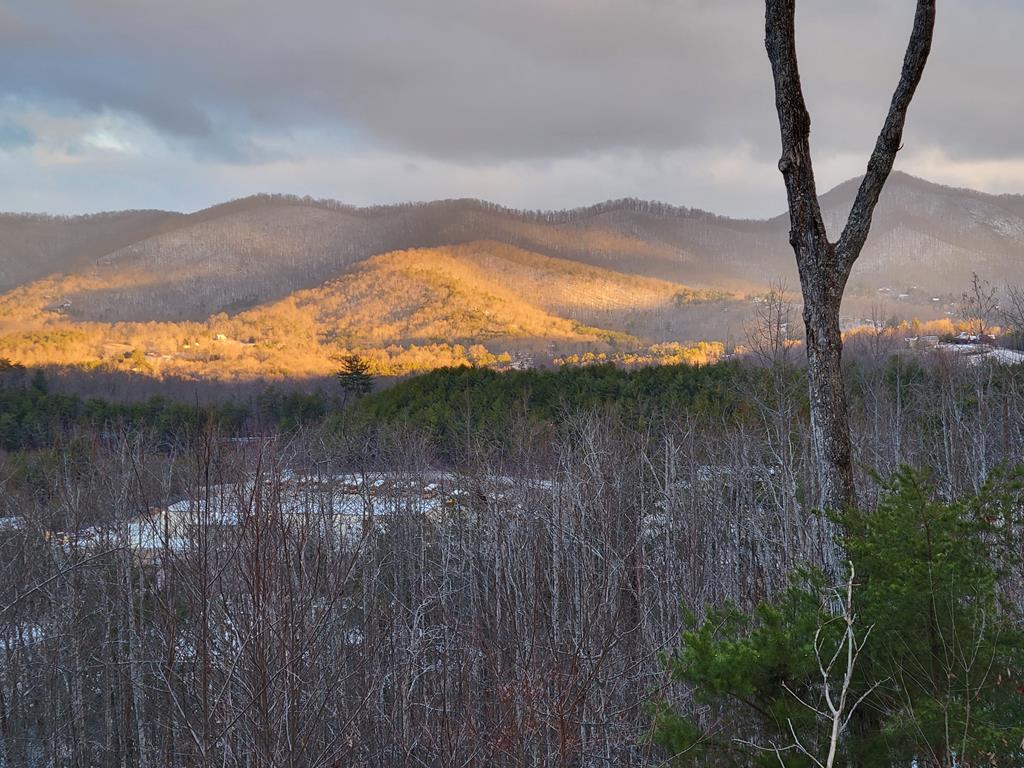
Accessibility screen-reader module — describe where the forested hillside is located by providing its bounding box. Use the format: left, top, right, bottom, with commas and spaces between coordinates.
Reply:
0, 241, 730, 378
1, 172, 1023, 379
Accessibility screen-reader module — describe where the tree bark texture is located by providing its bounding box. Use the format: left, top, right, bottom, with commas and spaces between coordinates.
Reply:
764, 0, 936, 511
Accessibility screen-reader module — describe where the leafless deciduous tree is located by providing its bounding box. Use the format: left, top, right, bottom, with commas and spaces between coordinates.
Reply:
1002, 283, 1024, 348
740, 563, 880, 768
960, 272, 999, 338
3, 350, 1024, 765
764, 0, 936, 512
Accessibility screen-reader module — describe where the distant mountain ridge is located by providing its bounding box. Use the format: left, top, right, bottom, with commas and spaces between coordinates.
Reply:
3, 172, 1021, 311
0, 172, 1020, 379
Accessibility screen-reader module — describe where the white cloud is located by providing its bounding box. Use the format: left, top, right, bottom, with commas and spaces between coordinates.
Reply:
901, 146, 1024, 195
82, 128, 138, 155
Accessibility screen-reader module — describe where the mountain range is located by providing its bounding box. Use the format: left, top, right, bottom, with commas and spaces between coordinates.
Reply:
0, 172, 1020, 380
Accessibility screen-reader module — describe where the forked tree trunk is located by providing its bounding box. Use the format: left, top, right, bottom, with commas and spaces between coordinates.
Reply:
764, 0, 936, 512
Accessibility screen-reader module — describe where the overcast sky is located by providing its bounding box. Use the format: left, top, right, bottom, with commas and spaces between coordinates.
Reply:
0, 0, 1020, 218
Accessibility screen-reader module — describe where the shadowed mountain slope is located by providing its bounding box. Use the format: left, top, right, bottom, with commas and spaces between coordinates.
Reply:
2, 172, 1020, 322
0, 172, 1020, 379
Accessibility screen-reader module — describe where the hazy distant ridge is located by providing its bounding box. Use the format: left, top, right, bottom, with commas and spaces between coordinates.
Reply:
3, 173, 1021, 321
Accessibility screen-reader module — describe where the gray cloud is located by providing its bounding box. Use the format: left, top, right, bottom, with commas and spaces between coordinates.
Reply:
0, 119, 32, 149
0, 0, 1021, 213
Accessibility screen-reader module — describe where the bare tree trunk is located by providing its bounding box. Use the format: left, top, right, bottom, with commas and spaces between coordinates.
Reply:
804, 293, 854, 515
764, 0, 936, 512
124, 549, 151, 768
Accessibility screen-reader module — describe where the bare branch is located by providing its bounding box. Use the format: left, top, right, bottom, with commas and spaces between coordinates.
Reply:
837, 0, 937, 267
764, 0, 830, 258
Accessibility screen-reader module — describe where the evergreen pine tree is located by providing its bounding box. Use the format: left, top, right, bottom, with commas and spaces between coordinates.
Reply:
652, 468, 1024, 767
335, 354, 373, 403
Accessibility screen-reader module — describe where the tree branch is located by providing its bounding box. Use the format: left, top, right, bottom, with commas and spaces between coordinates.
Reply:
765, 0, 830, 263
0, 546, 124, 618
836, 0, 936, 268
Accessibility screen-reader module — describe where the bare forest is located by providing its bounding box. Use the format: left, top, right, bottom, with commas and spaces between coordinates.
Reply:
2, 346, 1022, 767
